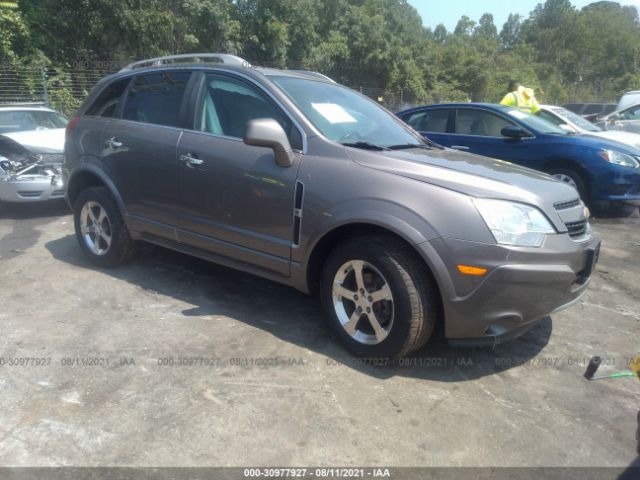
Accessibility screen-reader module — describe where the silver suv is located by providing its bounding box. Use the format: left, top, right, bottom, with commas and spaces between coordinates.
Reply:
64, 54, 600, 358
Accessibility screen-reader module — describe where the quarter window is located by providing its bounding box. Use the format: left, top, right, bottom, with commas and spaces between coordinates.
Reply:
86, 78, 130, 117
122, 72, 191, 127
196, 74, 302, 150
455, 109, 515, 137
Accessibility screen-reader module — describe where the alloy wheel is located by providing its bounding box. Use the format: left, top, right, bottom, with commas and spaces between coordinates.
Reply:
552, 173, 578, 190
332, 260, 394, 345
79, 201, 112, 256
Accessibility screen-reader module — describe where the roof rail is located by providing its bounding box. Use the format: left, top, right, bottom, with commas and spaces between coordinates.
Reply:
119, 53, 251, 72
288, 70, 336, 83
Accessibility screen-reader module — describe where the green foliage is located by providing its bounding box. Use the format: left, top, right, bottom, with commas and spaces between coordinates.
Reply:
2, 0, 639, 111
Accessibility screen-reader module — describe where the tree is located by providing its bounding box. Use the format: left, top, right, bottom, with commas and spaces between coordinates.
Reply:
475, 13, 498, 40
500, 14, 522, 49
454, 15, 476, 36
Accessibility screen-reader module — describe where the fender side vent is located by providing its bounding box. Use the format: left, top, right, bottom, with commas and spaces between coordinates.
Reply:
293, 181, 304, 246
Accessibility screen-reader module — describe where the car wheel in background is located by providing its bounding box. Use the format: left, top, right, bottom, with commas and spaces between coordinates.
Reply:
321, 235, 438, 359
73, 187, 135, 267
547, 168, 588, 202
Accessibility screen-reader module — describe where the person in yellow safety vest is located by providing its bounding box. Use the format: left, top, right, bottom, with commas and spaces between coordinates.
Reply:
500, 80, 541, 115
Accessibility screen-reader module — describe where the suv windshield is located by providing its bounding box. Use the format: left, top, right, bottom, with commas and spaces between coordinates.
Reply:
0, 110, 68, 134
503, 108, 569, 135
554, 107, 601, 132
272, 76, 425, 148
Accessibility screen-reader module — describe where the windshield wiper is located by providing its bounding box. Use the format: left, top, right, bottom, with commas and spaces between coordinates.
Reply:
388, 143, 441, 150
340, 141, 390, 151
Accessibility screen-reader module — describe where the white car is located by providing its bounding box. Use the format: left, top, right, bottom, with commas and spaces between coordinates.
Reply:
538, 104, 640, 149
0, 104, 67, 203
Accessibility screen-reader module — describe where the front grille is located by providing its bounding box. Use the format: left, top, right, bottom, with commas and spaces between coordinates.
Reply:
554, 198, 581, 211
18, 191, 43, 198
565, 219, 588, 239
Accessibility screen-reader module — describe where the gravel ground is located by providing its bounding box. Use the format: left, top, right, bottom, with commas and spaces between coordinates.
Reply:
0, 200, 638, 472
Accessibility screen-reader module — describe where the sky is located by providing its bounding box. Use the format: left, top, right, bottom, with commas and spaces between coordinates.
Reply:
407, 0, 640, 31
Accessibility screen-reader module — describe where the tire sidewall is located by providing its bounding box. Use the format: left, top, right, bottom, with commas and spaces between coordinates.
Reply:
321, 240, 422, 359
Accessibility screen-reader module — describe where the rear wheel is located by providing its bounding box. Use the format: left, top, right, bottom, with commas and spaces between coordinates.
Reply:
321, 235, 438, 359
73, 187, 135, 267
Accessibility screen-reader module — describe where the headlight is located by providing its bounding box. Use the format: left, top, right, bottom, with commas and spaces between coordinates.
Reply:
598, 150, 640, 168
473, 199, 556, 247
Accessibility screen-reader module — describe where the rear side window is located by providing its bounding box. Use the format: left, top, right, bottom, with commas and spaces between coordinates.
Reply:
582, 104, 602, 115
402, 109, 449, 133
122, 72, 191, 127
86, 78, 130, 117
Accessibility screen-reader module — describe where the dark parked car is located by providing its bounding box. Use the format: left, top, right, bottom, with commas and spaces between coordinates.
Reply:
562, 103, 617, 122
65, 54, 599, 358
397, 103, 640, 214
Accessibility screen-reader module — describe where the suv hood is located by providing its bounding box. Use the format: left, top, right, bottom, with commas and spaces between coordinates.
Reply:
3, 129, 65, 153
348, 146, 580, 208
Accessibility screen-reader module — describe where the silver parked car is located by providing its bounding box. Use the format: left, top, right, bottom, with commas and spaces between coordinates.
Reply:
0, 105, 67, 203
538, 104, 640, 149
64, 54, 600, 358
599, 102, 640, 135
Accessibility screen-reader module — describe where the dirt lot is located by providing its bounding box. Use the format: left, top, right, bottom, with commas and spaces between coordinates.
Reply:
0, 200, 638, 470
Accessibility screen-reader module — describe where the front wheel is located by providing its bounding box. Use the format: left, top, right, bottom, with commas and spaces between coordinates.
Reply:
548, 168, 588, 202
73, 187, 135, 267
321, 236, 438, 359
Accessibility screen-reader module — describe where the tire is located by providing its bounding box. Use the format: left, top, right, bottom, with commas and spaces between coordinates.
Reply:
320, 235, 438, 359
73, 187, 134, 267
547, 168, 588, 202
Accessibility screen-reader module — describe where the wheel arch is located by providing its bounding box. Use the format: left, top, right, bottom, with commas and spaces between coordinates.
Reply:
304, 223, 445, 323
66, 165, 126, 214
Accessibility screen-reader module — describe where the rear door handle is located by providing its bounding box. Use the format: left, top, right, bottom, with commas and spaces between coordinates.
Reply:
450, 145, 470, 151
179, 153, 204, 168
105, 137, 123, 149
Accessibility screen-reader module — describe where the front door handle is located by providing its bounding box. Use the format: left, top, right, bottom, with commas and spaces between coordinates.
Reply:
179, 153, 204, 168
451, 145, 470, 151
106, 137, 123, 149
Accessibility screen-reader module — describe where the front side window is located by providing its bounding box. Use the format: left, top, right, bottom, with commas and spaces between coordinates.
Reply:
620, 105, 640, 120
122, 72, 191, 127
455, 109, 515, 137
503, 108, 568, 135
402, 109, 450, 133
272, 76, 424, 148
86, 78, 130, 117
196, 74, 302, 150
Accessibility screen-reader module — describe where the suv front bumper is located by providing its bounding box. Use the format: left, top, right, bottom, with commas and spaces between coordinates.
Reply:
422, 234, 601, 346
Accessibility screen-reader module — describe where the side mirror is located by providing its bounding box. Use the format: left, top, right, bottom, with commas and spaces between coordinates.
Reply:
559, 124, 575, 132
244, 118, 294, 167
501, 125, 528, 139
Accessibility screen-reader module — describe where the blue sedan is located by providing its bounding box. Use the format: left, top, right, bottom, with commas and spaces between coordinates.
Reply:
397, 103, 640, 213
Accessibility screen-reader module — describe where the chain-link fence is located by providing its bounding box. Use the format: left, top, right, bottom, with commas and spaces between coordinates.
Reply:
1, 62, 478, 115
